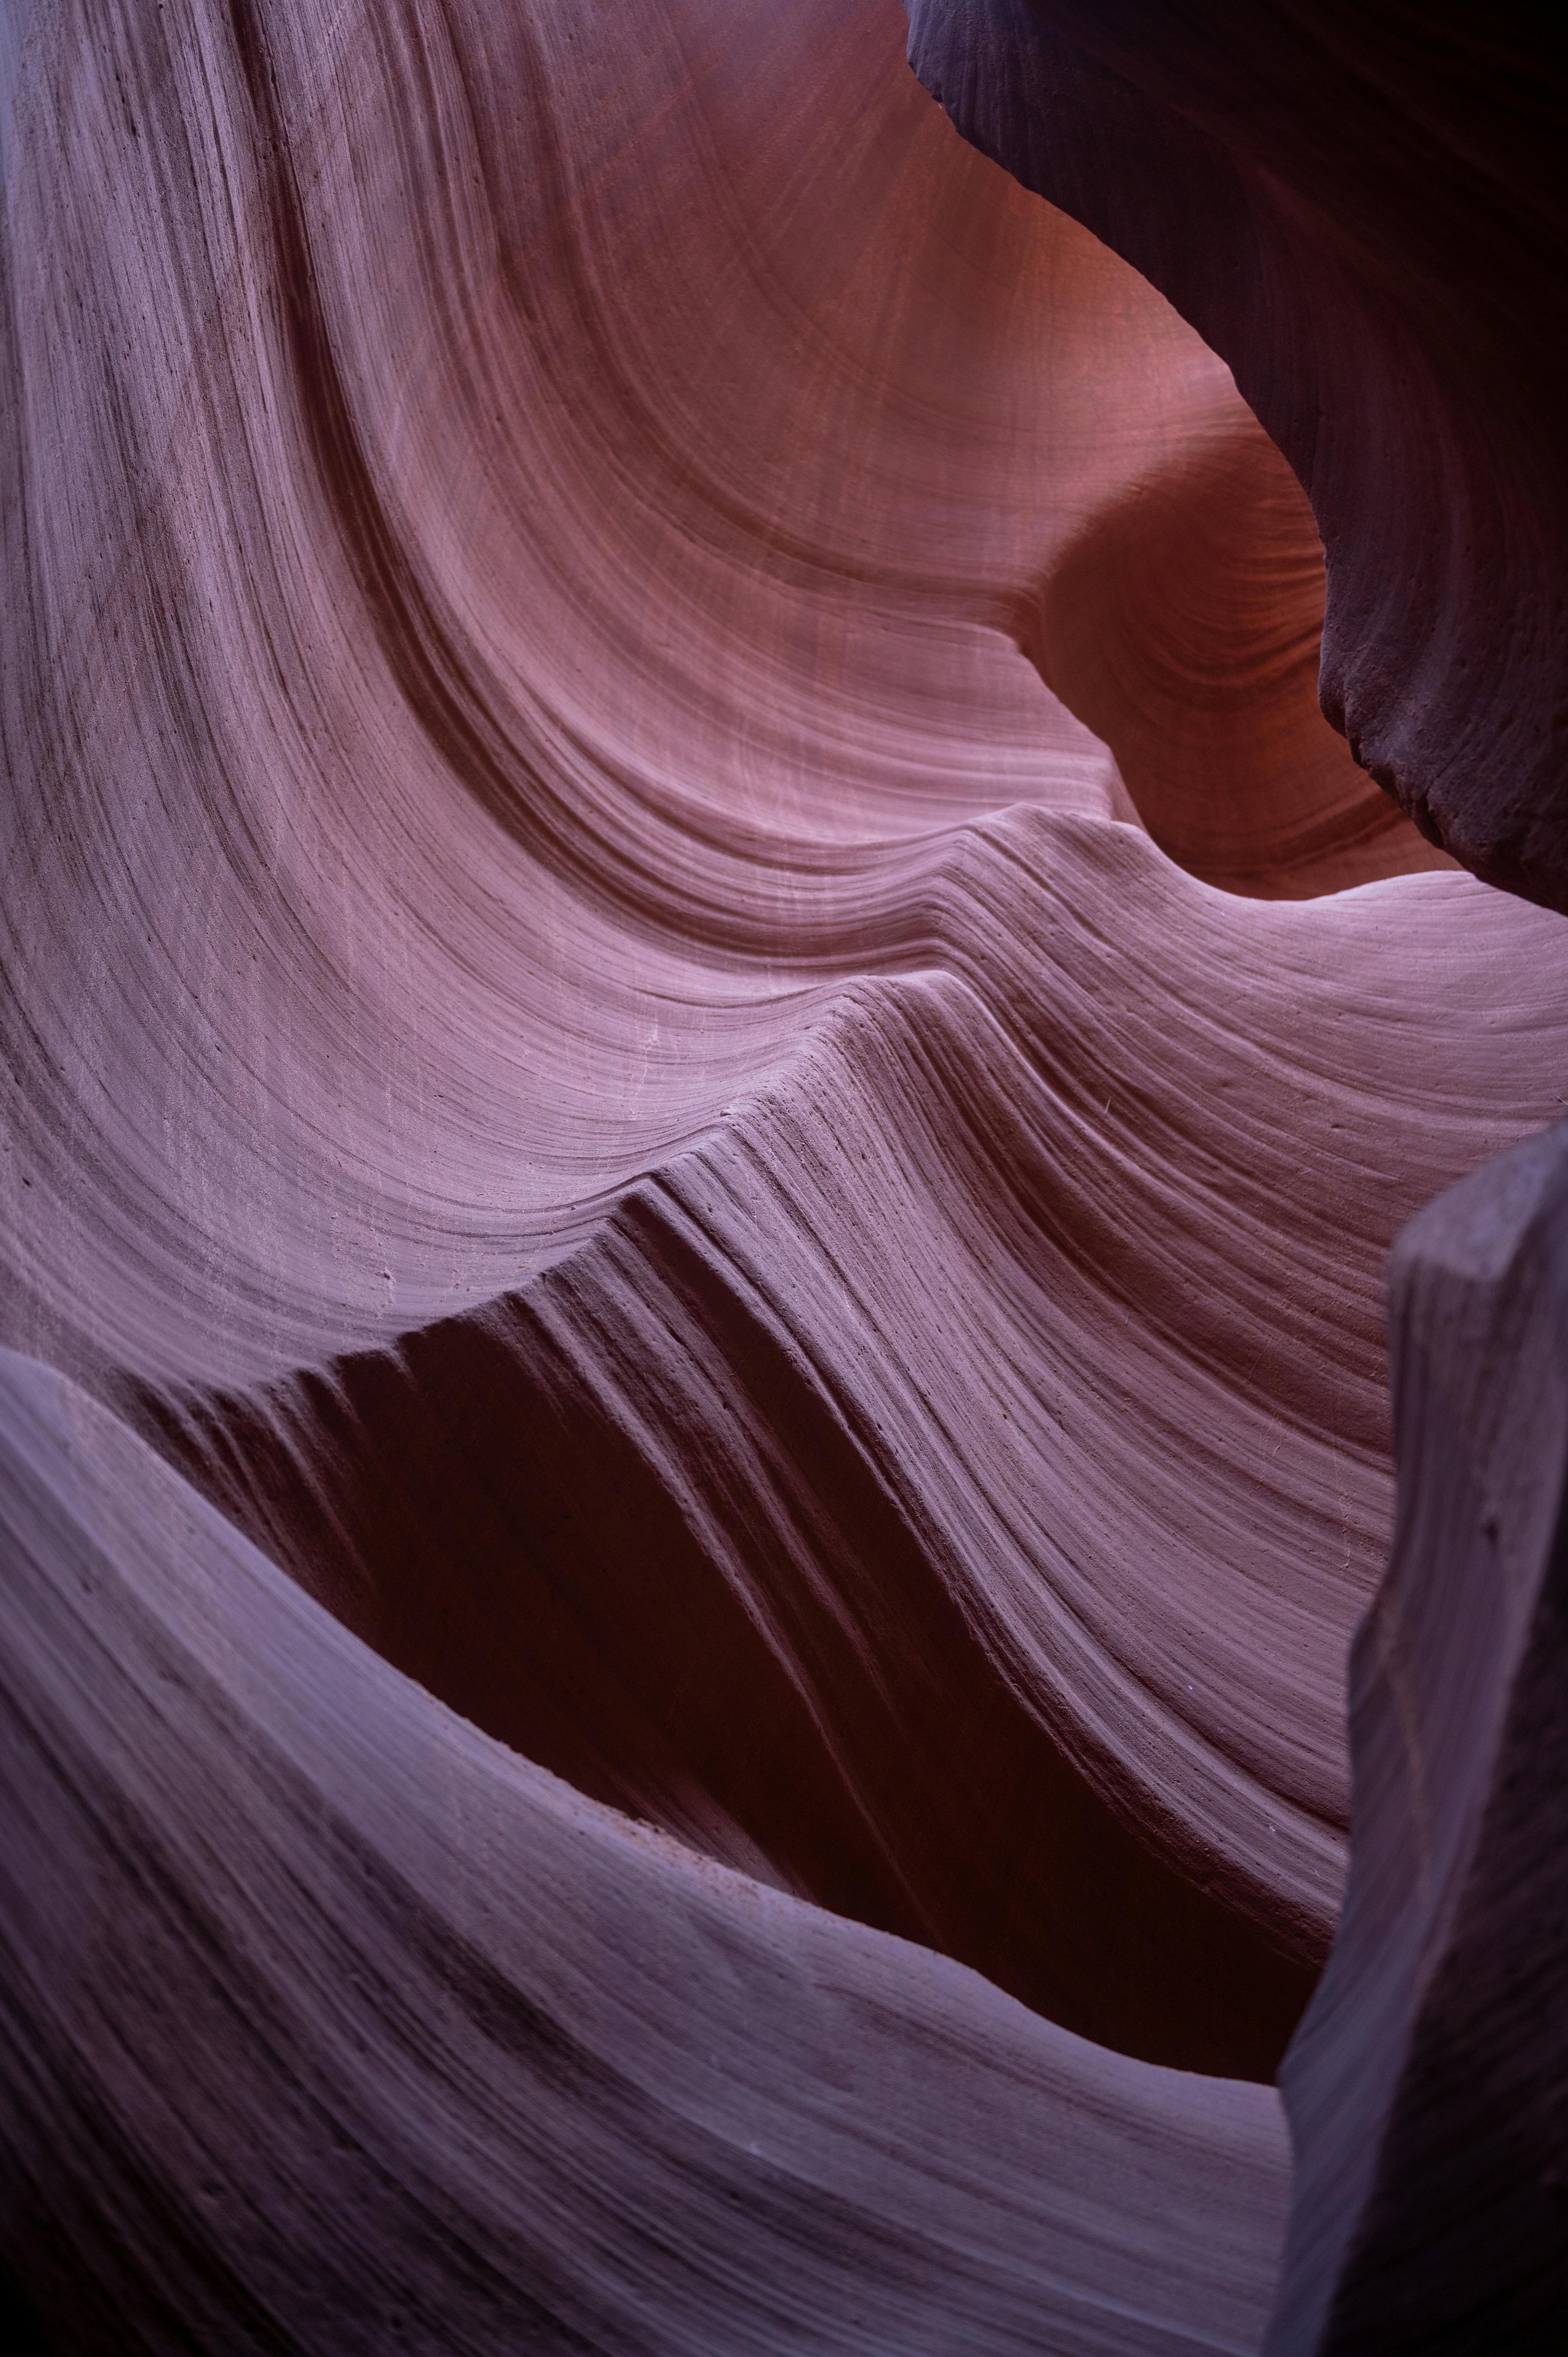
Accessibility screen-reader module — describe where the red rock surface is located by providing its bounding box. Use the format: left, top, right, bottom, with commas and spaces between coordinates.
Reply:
906, 0, 1568, 909
1, 1, 1563, 2349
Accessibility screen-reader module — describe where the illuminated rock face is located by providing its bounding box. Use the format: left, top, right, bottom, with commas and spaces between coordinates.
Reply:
0, 2, 1561, 2350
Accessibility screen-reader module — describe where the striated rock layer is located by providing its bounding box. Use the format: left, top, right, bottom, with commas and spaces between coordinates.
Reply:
2, 0, 1564, 2348
906, 0, 1568, 908
909, 4, 1568, 2347
1, 1348, 1291, 2354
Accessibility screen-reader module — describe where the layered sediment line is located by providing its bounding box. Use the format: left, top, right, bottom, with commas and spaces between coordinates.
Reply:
3, 1, 1565, 2348
906, 0, 1568, 908
128, 816, 1568, 2082
0, 1350, 1293, 2355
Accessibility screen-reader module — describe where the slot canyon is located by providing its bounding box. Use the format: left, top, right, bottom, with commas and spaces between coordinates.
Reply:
2, 3, 1564, 2349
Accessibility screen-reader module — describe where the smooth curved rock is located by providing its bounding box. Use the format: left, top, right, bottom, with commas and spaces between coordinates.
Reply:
124, 827, 1568, 2083
3, 0, 1566, 2347
905, 0, 1568, 908
1028, 419, 1457, 897
0, 1348, 1291, 2354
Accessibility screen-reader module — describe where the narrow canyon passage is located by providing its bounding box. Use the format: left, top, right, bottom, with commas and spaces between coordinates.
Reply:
3, 3, 1564, 2351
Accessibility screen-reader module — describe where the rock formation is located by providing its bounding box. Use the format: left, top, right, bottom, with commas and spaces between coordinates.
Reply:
906, 0, 1568, 910
906, 7, 1568, 2342
1271, 1124, 1568, 2348
1, 1, 1562, 2348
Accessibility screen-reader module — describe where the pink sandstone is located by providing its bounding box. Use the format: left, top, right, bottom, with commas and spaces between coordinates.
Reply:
2, 2, 1563, 2347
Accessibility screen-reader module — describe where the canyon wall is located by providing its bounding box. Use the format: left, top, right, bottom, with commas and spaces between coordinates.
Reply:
2, 3, 1563, 2348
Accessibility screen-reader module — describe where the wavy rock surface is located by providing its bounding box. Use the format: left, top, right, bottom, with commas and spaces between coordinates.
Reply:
2, 0, 1564, 2348
0, 1348, 1292, 2354
909, 5, 1568, 2347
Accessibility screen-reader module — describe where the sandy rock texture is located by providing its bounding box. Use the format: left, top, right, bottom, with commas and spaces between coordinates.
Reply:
2, 0, 1564, 2348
